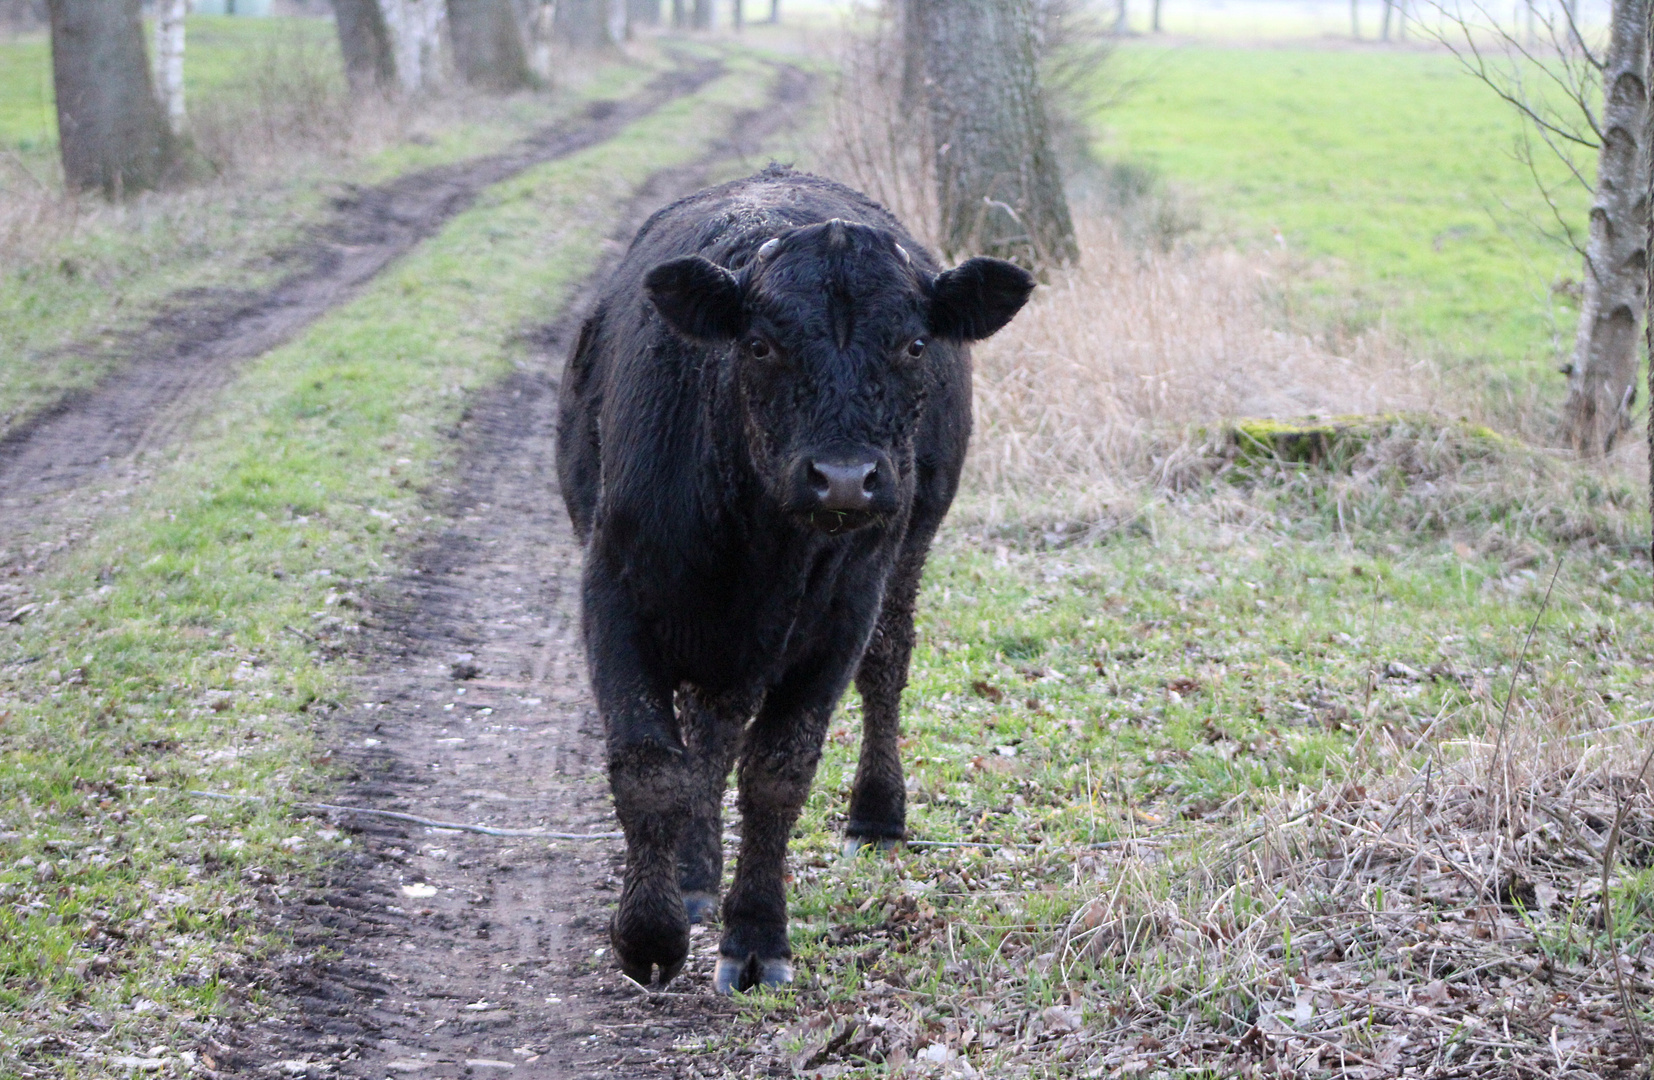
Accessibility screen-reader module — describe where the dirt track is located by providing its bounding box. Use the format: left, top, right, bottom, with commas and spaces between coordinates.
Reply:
0, 53, 810, 1079
0, 58, 719, 564
208, 63, 815, 1080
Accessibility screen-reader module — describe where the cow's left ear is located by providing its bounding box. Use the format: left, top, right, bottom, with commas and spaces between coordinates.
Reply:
927, 257, 1036, 342
645, 256, 747, 342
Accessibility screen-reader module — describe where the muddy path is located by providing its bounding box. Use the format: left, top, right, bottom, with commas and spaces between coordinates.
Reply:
218, 65, 814, 1080
0, 57, 721, 579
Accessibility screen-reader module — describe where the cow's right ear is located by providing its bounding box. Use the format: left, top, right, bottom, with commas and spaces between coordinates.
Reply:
645, 257, 746, 342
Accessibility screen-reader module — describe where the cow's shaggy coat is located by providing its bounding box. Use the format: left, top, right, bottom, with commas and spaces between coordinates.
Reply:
557, 165, 1033, 993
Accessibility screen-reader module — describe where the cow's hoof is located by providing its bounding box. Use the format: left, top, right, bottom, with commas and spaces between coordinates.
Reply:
713, 953, 794, 996
618, 953, 686, 989
610, 912, 689, 988
682, 890, 720, 924
841, 835, 901, 859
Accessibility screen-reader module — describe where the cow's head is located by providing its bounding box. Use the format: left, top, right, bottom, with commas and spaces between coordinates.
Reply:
644, 219, 1034, 534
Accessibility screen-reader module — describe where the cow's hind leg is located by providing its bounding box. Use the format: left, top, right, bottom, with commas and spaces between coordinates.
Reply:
715, 682, 836, 994
676, 687, 751, 924
845, 538, 931, 853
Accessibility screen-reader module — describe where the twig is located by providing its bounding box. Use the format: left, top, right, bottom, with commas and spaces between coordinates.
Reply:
185, 790, 620, 839
905, 837, 1173, 851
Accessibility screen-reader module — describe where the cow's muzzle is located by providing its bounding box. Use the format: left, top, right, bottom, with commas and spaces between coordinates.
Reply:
798, 452, 892, 533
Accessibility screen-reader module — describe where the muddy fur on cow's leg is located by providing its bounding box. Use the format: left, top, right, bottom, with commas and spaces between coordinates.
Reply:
675, 687, 751, 924
716, 696, 834, 995
607, 738, 692, 986
845, 533, 935, 854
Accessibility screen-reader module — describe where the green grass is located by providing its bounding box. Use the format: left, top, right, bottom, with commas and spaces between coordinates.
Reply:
1094, 45, 1588, 403
0, 33, 51, 151
713, 516, 1654, 1075
0, 57, 775, 1077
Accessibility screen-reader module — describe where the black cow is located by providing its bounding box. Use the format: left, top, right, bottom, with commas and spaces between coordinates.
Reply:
556, 165, 1033, 994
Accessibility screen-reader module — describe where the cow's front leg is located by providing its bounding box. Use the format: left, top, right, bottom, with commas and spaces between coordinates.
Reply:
585, 568, 691, 987
676, 687, 754, 924
715, 683, 836, 994
846, 541, 929, 853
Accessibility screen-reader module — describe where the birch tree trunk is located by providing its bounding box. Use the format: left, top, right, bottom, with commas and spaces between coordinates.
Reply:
692, 0, 711, 29
447, 0, 533, 89
900, 0, 925, 107
382, 0, 448, 93
916, 0, 1077, 270
627, 0, 662, 24
1559, 0, 1649, 455
733, 0, 743, 30
555, 0, 612, 47
334, 0, 398, 93
1646, 0, 1654, 556
153, 0, 186, 133
47, 0, 176, 196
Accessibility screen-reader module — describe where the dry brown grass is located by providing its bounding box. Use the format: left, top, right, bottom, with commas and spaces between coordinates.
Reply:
1050, 696, 1654, 1078
964, 216, 1436, 525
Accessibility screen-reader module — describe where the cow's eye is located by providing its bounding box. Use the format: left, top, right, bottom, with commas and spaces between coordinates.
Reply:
747, 338, 773, 360
905, 338, 927, 359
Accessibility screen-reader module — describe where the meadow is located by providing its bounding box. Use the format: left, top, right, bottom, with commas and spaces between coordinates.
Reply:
0, 10, 1650, 1078
1094, 43, 1591, 421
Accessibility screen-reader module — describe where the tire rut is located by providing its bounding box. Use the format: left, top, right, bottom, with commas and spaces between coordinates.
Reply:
221, 65, 815, 1080
0, 57, 723, 564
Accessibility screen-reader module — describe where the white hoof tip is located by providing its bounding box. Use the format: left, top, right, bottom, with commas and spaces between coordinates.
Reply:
841, 836, 901, 859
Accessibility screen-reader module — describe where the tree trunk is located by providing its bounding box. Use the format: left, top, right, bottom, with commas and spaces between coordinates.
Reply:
1152, 0, 1162, 32
627, 0, 661, 24
555, 0, 612, 47
900, 0, 925, 108
692, 0, 710, 29
334, 0, 398, 92
1349, 0, 1359, 39
1380, 0, 1391, 40
768, 0, 779, 21
1560, 0, 1650, 455
153, 0, 186, 132
382, 0, 448, 93
1113, 0, 1126, 33
1647, 0, 1654, 558
447, 0, 533, 89
733, 0, 743, 30
916, 0, 1077, 270
671, 0, 684, 26
47, 0, 175, 197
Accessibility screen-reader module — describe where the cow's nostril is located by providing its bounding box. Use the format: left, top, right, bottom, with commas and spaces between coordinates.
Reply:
862, 466, 878, 494
808, 464, 831, 499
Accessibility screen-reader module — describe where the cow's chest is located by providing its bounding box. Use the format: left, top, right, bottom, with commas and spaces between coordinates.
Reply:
644, 533, 891, 692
